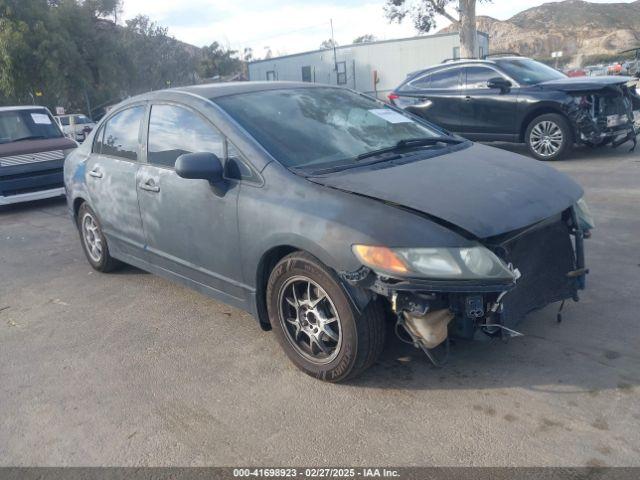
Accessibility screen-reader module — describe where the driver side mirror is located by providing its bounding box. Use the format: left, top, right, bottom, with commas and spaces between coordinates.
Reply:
487, 77, 512, 93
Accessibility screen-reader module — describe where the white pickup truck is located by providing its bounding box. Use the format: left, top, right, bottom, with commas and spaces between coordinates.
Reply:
54, 114, 96, 143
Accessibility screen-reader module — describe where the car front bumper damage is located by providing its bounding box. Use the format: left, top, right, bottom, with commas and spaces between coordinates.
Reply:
564, 82, 640, 151
340, 208, 589, 365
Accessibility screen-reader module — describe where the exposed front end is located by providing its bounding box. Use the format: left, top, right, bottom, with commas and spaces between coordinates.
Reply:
565, 80, 640, 149
342, 204, 591, 364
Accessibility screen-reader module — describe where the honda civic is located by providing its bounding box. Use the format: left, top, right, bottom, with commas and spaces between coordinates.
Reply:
64, 82, 592, 382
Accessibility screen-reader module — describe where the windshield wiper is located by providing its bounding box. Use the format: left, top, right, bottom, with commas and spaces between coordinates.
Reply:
12, 135, 47, 142
356, 136, 463, 161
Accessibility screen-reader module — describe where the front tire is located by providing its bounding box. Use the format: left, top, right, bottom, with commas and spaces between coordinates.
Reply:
266, 252, 386, 382
525, 113, 573, 161
77, 203, 121, 272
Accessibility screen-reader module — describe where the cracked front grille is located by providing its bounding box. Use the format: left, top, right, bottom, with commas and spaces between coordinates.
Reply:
500, 219, 578, 327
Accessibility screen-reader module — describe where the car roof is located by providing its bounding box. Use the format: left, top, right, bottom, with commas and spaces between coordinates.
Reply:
175, 81, 326, 99
405, 56, 526, 82
107, 81, 339, 114
0, 105, 48, 112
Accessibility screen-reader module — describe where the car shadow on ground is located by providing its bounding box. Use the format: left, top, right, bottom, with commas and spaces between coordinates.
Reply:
111, 264, 148, 275
348, 307, 639, 395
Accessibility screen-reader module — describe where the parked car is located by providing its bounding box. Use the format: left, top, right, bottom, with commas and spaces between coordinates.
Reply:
54, 113, 96, 143
1, 106, 77, 205
583, 65, 609, 77
565, 68, 586, 78
388, 56, 640, 160
620, 47, 640, 79
64, 82, 592, 381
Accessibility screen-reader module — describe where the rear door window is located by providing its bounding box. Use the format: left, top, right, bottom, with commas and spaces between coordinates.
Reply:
92, 124, 105, 154
101, 106, 145, 161
407, 68, 462, 90
147, 104, 224, 168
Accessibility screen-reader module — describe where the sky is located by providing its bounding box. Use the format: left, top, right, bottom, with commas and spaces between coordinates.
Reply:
120, 0, 637, 57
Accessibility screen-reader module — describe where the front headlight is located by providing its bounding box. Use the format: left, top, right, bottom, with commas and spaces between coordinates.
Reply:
352, 244, 515, 281
575, 197, 595, 231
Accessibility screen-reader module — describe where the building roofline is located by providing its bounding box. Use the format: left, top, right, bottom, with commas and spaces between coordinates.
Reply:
248, 31, 489, 65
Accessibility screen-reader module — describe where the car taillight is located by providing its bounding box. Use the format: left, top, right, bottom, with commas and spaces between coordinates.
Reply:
387, 92, 399, 103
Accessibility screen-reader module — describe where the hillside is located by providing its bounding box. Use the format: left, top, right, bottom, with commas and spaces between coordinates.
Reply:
439, 0, 640, 62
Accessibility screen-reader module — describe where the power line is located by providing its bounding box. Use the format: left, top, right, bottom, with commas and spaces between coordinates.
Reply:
233, 21, 330, 47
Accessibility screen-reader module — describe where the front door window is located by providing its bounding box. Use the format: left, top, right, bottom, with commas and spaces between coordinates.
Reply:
147, 105, 224, 168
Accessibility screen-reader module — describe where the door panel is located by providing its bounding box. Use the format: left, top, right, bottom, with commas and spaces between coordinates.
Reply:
459, 66, 520, 138
85, 106, 146, 257
85, 156, 145, 254
136, 166, 243, 299
136, 103, 244, 300
399, 67, 464, 132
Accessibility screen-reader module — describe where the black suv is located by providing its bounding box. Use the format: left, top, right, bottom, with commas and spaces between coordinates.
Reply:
389, 56, 640, 161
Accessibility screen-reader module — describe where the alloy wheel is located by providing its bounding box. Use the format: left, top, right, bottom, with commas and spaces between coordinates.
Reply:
530, 120, 564, 158
81, 212, 103, 263
278, 276, 342, 364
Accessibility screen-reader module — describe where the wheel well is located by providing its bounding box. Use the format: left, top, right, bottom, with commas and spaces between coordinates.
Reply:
520, 107, 569, 142
72, 197, 86, 225
255, 245, 299, 330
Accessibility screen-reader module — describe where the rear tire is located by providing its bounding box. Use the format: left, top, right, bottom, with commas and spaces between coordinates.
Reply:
77, 203, 121, 272
266, 251, 386, 382
525, 113, 573, 161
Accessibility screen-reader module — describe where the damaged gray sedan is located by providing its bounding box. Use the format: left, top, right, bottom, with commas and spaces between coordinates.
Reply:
64, 82, 592, 382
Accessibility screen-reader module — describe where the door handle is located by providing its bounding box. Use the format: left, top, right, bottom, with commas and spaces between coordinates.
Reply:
139, 179, 160, 193
465, 95, 472, 101
88, 168, 103, 178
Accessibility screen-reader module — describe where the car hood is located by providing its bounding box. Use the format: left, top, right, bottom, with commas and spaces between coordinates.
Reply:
311, 143, 583, 239
0, 136, 77, 157
536, 75, 635, 92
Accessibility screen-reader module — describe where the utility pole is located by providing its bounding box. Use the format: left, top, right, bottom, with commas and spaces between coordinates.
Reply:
330, 19, 338, 76
83, 89, 92, 119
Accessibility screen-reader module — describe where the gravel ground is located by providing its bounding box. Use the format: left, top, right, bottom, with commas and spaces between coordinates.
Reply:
0, 145, 639, 467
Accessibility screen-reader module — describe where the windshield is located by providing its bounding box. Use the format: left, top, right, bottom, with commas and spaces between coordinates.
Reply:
58, 115, 91, 126
495, 58, 566, 85
214, 87, 445, 169
0, 109, 63, 144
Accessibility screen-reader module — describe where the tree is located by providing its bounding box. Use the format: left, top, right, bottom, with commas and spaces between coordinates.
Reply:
385, 0, 490, 58
319, 39, 338, 50
0, 1, 205, 113
353, 34, 377, 44
198, 41, 242, 79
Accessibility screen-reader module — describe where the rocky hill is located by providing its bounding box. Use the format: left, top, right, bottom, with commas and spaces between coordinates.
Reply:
439, 0, 640, 62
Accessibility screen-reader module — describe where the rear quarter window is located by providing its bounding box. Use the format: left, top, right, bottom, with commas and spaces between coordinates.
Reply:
404, 67, 462, 91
